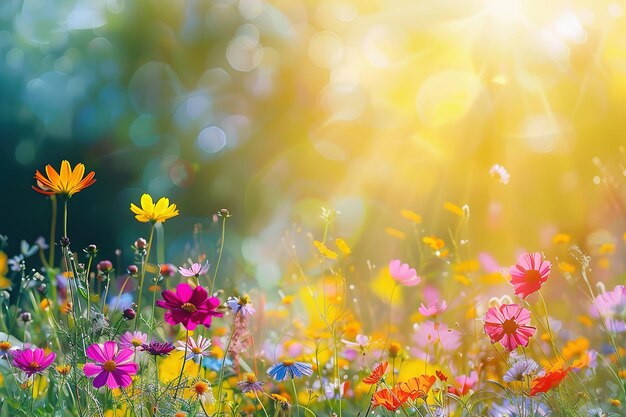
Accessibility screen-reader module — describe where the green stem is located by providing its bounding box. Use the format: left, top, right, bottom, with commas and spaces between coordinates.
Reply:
49, 196, 57, 269
254, 392, 270, 417
63, 199, 68, 238
86, 254, 94, 324
135, 224, 156, 331
291, 378, 300, 417
216, 312, 237, 416
173, 328, 189, 400
210, 216, 227, 296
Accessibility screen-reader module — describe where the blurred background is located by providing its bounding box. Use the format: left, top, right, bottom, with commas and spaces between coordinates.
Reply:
1, 0, 626, 288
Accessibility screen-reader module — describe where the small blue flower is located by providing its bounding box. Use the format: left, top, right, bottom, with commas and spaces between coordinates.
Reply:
267, 359, 313, 381
202, 355, 233, 371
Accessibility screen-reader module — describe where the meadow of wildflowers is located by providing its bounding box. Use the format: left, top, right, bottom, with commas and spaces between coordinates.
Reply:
0, 159, 624, 417
4, 2, 626, 416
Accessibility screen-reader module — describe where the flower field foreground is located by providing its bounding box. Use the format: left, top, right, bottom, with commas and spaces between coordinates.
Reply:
0, 161, 624, 417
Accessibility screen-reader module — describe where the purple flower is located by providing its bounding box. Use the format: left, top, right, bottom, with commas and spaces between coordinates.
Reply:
119, 331, 147, 349
179, 261, 210, 278
591, 285, 626, 332
141, 340, 175, 356
12, 347, 56, 376
225, 295, 256, 316
237, 373, 265, 393
503, 357, 539, 382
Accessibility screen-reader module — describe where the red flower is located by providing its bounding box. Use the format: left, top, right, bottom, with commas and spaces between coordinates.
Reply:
509, 252, 551, 299
529, 367, 569, 396
363, 361, 388, 384
155, 283, 223, 330
371, 386, 409, 411
397, 375, 436, 401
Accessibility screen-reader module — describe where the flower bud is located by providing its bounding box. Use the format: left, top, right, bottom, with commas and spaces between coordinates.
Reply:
135, 238, 147, 250
218, 208, 231, 218
127, 265, 139, 275
97, 260, 113, 272
20, 311, 32, 323
37, 284, 47, 295
60, 236, 70, 247
86, 244, 98, 255
123, 308, 136, 321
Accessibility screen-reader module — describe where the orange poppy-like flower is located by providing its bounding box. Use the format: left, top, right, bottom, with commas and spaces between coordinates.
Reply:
397, 375, 436, 401
363, 361, 388, 384
33, 160, 96, 197
371, 386, 409, 411
529, 367, 569, 396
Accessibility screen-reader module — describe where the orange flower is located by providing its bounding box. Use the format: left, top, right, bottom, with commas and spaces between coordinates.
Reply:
363, 362, 388, 384
33, 160, 96, 197
397, 375, 436, 401
529, 367, 569, 396
371, 386, 409, 411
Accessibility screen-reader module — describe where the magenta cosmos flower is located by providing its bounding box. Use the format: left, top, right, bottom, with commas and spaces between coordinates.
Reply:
83, 341, 138, 389
419, 300, 448, 317
509, 252, 551, 299
484, 304, 536, 351
12, 348, 55, 376
155, 283, 223, 330
179, 261, 210, 278
389, 259, 421, 286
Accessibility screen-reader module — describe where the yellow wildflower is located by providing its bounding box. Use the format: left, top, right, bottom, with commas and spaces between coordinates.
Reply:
313, 240, 337, 259
0, 252, 11, 290
335, 238, 351, 255
130, 194, 179, 223
552, 233, 571, 244
401, 209, 422, 223
385, 227, 406, 239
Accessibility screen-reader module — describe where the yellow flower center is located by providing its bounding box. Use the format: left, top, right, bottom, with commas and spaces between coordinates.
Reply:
131, 338, 143, 347
0, 341, 11, 351
56, 365, 71, 375
103, 360, 117, 372
245, 373, 257, 384
192, 346, 202, 354
282, 359, 295, 366
181, 303, 197, 313
28, 361, 40, 370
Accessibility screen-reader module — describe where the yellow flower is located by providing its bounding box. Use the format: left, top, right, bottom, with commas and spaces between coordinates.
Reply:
313, 240, 337, 259
385, 227, 406, 240
443, 201, 465, 217
335, 238, 351, 255
0, 252, 11, 290
552, 233, 571, 244
401, 209, 422, 224
130, 194, 179, 223
32, 160, 96, 197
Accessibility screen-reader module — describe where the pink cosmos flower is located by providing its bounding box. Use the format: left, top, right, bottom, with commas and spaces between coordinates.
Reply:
448, 371, 478, 396
509, 252, 551, 299
419, 300, 448, 317
155, 283, 223, 330
411, 321, 460, 360
12, 348, 55, 376
389, 259, 421, 286
119, 331, 148, 349
179, 261, 210, 278
590, 285, 626, 332
484, 304, 536, 351
83, 341, 138, 389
